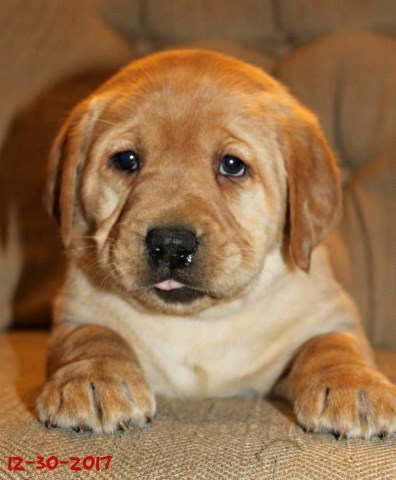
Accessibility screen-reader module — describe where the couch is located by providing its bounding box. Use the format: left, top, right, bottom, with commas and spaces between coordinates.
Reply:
1, 1, 396, 478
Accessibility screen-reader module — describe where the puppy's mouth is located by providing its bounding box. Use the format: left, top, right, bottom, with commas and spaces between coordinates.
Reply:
152, 279, 206, 303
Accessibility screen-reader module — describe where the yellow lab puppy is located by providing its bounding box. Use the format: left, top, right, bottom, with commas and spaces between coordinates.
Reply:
37, 50, 396, 438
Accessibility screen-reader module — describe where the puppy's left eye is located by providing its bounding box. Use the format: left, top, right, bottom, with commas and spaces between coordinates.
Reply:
110, 150, 140, 173
219, 155, 247, 177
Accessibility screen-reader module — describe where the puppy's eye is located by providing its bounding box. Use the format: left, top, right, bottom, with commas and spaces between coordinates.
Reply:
110, 150, 140, 173
219, 155, 247, 177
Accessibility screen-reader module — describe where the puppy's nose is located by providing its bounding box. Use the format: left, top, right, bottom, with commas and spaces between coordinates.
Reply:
146, 227, 198, 269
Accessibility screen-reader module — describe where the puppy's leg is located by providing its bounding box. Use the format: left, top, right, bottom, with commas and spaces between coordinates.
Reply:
36, 324, 156, 434
276, 333, 396, 439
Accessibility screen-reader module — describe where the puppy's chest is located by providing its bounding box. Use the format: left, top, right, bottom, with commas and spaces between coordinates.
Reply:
127, 314, 292, 398
145, 335, 249, 396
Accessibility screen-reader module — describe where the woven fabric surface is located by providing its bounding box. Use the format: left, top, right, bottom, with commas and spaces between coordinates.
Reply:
1, 332, 396, 480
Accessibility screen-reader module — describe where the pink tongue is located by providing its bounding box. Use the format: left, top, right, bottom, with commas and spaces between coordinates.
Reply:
154, 279, 185, 291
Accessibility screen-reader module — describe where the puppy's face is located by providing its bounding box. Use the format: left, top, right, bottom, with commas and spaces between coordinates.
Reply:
46, 50, 341, 315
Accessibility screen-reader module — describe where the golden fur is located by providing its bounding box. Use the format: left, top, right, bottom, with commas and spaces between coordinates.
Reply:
37, 50, 396, 438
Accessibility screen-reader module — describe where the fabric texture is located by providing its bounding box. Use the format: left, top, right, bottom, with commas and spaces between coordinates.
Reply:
1, 332, 396, 480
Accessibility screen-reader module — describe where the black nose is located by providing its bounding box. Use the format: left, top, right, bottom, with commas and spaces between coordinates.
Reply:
146, 227, 198, 270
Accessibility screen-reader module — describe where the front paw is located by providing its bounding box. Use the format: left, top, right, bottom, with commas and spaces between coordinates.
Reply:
293, 365, 396, 439
36, 358, 156, 434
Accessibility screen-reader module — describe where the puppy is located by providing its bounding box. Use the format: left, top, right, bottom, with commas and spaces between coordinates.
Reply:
37, 50, 396, 438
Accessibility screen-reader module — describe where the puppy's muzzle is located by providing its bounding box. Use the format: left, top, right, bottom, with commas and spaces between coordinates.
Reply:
146, 227, 198, 271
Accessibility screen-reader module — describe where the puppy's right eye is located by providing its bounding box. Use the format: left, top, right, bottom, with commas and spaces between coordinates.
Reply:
110, 150, 140, 173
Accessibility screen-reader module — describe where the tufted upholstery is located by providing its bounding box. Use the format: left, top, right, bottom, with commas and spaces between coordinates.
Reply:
1, 2, 396, 478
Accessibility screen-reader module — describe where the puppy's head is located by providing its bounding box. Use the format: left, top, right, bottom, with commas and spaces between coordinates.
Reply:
45, 50, 341, 315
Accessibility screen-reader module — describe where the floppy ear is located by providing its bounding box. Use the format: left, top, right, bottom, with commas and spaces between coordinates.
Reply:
282, 107, 342, 272
44, 99, 99, 247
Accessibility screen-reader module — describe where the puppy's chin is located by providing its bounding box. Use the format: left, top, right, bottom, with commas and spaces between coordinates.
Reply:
129, 287, 218, 316
153, 286, 206, 304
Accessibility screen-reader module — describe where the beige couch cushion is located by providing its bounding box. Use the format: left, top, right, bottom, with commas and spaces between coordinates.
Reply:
277, 31, 396, 174
278, 0, 396, 43
1, 332, 396, 479
329, 151, 396, 349
145, 0, 282, 47
0, 0, 134, 144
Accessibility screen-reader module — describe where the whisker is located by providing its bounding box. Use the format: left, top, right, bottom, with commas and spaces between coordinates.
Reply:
95, 117, 120, 128
64, 245, 98, 253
